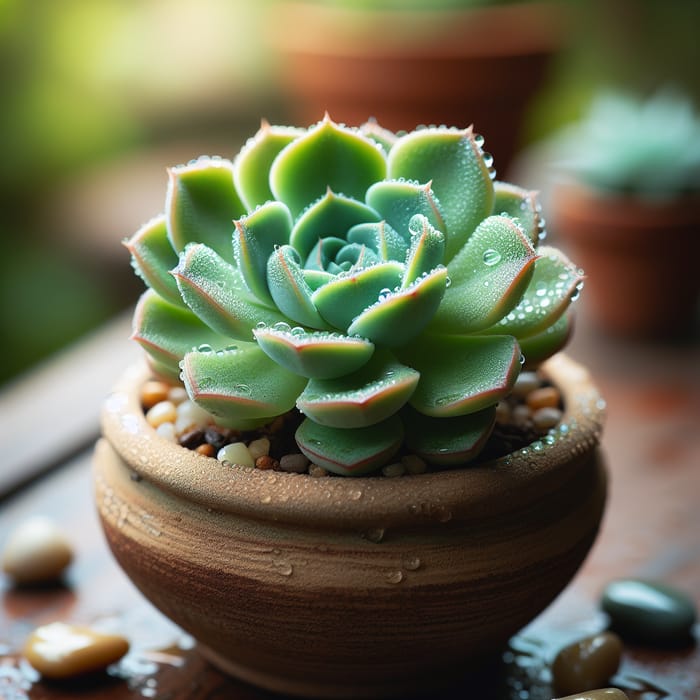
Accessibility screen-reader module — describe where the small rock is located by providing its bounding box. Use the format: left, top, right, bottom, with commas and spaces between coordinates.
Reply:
381, 462, 406, 478
279, 453, 310, 473
526, 385, 561, 410
533, 406, 563, 431
512, 370, 542, 398
140, 380, 170, 409
2, 517, 73, 585
255, 455, 278, 470
551, 631, 622, 696
308, 464, 329, 477
23, 622, 129, 679
553, 689, 629, 700
218, 442, 255, 468
248, 437, 271, 460
601, 579, 697, 646
145, 400, 177, 428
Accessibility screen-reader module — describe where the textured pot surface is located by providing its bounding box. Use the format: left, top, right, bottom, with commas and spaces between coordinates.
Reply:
552, 184, 700, 338
94, 353, 606, 698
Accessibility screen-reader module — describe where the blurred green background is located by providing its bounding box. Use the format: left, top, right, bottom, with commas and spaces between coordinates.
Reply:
1, 0, 698, 386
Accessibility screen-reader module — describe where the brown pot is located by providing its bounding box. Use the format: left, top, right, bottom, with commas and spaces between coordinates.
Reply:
551, 183, 700, 339
267, 1, 568, 174
94, 353, 606, 698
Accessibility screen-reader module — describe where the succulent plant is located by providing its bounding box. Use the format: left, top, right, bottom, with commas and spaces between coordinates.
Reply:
126, 115, 583, 475
553, 89, 700, 198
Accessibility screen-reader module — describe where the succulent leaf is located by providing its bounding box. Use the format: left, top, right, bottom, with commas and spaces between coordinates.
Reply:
253, 325, 375, 379
347, 266, 448, 346
359, 119, 398, 154
131, 290, 231, 381
431, 215, 538, 333
365, 179, 445, 241
127, 117, 585, 474
387, 127, 494, 261
493, 181, 544, 245
402, 404, 496, 466
125, 215, 184, 307
266, 245, 329, 328
297, 350, 419, 428
400, 333, 521, 417
402, 215, 446, 287
483, 246, 583, 340
289, 189, 381, 261
270, 116, 387, 218
518, 312, 573, 367
174, 243, 286, 339
181, 344, 307, 427
233, 122, 304, 210
295, 415, 404, 476
233, 201, 293, 307
346, 221, 408, 262
312, 261, 404, 331
165, 158, 245, 261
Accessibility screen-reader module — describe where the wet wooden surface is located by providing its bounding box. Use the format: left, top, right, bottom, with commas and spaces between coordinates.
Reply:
1, 302, 699, 699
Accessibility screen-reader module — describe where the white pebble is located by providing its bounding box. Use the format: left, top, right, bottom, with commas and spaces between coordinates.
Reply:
2, 517, 73, 584
512, 370, 542, 399
167, 386, 189, 405
155, 422, 177, 442
381, 462, 406, 478
218, 442, 255, 468
248, 437, 271, 460
175, 401, 213, 432
146, 400, 177, 428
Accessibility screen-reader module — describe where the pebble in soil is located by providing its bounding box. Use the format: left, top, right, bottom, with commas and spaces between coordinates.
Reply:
601, 579, 697, 647
551, 631, 623, 696
1, 516, 73, 585
141, 369, 563, 476
23, 622, 129, 679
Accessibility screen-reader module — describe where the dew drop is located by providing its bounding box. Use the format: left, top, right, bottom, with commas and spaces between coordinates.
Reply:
273, 321, 291, 333
403, 556, 421, 571
255, 321, 268, 330
364, 528, 385, 543
482, 249, 501, 266
386, 570, 404, 584
349, 489, 363, 501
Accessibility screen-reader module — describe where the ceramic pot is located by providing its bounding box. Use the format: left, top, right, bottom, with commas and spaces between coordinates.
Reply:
267, 1, 568, 174
94, 353, 606, 699
552, 183, 700, 339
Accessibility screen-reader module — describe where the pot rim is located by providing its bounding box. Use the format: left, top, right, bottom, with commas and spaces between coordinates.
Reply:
100, 353, 605, 529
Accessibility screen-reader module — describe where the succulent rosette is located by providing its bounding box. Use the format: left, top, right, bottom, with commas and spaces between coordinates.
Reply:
127, 115, 583, 475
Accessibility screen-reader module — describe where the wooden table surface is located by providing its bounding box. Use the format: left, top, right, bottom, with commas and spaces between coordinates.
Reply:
1, 300, 699, 700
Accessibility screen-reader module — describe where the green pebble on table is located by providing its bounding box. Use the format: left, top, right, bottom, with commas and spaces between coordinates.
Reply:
601, 579, 697, 646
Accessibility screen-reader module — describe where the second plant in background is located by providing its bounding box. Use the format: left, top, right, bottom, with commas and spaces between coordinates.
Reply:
550, 89, 700, 339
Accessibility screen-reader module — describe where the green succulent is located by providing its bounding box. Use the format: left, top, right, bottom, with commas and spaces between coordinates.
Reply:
554, 89, 700, 198
126, 115, 582, 475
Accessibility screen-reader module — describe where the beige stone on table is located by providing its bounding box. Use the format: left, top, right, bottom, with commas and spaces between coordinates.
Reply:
1, 515, 73, 584
23, 621, 129, 679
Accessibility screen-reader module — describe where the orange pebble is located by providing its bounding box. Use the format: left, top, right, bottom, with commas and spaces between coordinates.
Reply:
526, 386, 561, 411
256, 455, 278, 470
141, 380, 171, 409
195, 443, 216, 457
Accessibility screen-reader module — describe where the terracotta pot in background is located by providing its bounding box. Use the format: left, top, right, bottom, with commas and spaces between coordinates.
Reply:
551, 184, 700, 339
268, 1, 569, 175
94, 353, 606, 699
